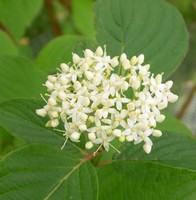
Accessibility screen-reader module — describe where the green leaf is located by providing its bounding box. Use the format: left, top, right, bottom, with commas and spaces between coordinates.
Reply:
36, 35, 83, 73
157, 113, 193, 136
0, 0, 43, 40
72, 0, 95, 38
0, 144, 98, 200
98, 160, 196, 200
0, 30, 17, 56
94, 0, 188, 79
114, 131, 196, 170
0, 99, 83, 155
0, 55, 45, 103
0, 99, 70, 150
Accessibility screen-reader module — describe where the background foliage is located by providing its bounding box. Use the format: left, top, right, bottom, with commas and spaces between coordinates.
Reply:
0, 0, 195, 199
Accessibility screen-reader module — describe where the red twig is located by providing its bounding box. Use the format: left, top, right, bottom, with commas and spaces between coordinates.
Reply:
176, 84, 196, 119
0, 23, 17, 45
58, 0, 72, 13
45, 0, 62, 36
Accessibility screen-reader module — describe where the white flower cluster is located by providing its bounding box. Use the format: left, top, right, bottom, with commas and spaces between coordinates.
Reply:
36, 46, 178, 154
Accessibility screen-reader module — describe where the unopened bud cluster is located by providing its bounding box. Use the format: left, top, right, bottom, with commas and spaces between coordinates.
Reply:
36, 46, 178, 154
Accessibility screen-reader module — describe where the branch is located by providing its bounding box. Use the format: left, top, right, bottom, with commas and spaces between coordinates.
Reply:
0, 23, 17, 45
58, 0, 72, 13
45, 0, 62, 36
176, 84, 196, 119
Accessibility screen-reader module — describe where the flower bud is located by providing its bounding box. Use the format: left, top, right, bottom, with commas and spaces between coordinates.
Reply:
95, 46, 103, 56
110, 57, 119, 67
50, 111, 59, 118
58, 92, 66, 101
81, 63, 89, 71
48, 75, 57, 83
36, 108, 47, 117
85, 141, 93, 149
168, 93, 178, 103
85, 71, 94, 80
143, 143, 152, 154
165, 80, 173, 90
79, 113, 88, 121
119, 136, 125, 142
152, 130, 162, 137
120, 53, 127, 62
88, 132, 96, 140
60, 63, 69, 72
70, 131, 80, 141
73, 81, 82, 90
84, 49, 94, 57
156, 114, 165, 122
45, 80, 54, 90
89, 116, 95, 123
48, 97, 57, 106
79, 124, 87, 131
130, 56, 137, 65
51, 119, 59, 127
59, 76, 68, 85
122, 59, 130, 70
138, 54, 144, 64
72, 53, 81, 64
126, 135, 133, 141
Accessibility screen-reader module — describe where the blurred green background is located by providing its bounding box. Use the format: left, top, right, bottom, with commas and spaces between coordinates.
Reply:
0, 0, 195, 157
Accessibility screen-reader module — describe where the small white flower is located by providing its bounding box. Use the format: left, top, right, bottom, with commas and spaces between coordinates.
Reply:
37, 46, 178, 154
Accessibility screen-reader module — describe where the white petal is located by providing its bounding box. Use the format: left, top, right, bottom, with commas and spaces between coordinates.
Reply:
79, 124, 87, 131
120, 121, 128, 129
126, 135, 133, 142
93, 138, 102, 144
83, 107, 93, 113
122, 129, 131, 136
113, 129, 122, 137
116, 101, 122, 110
